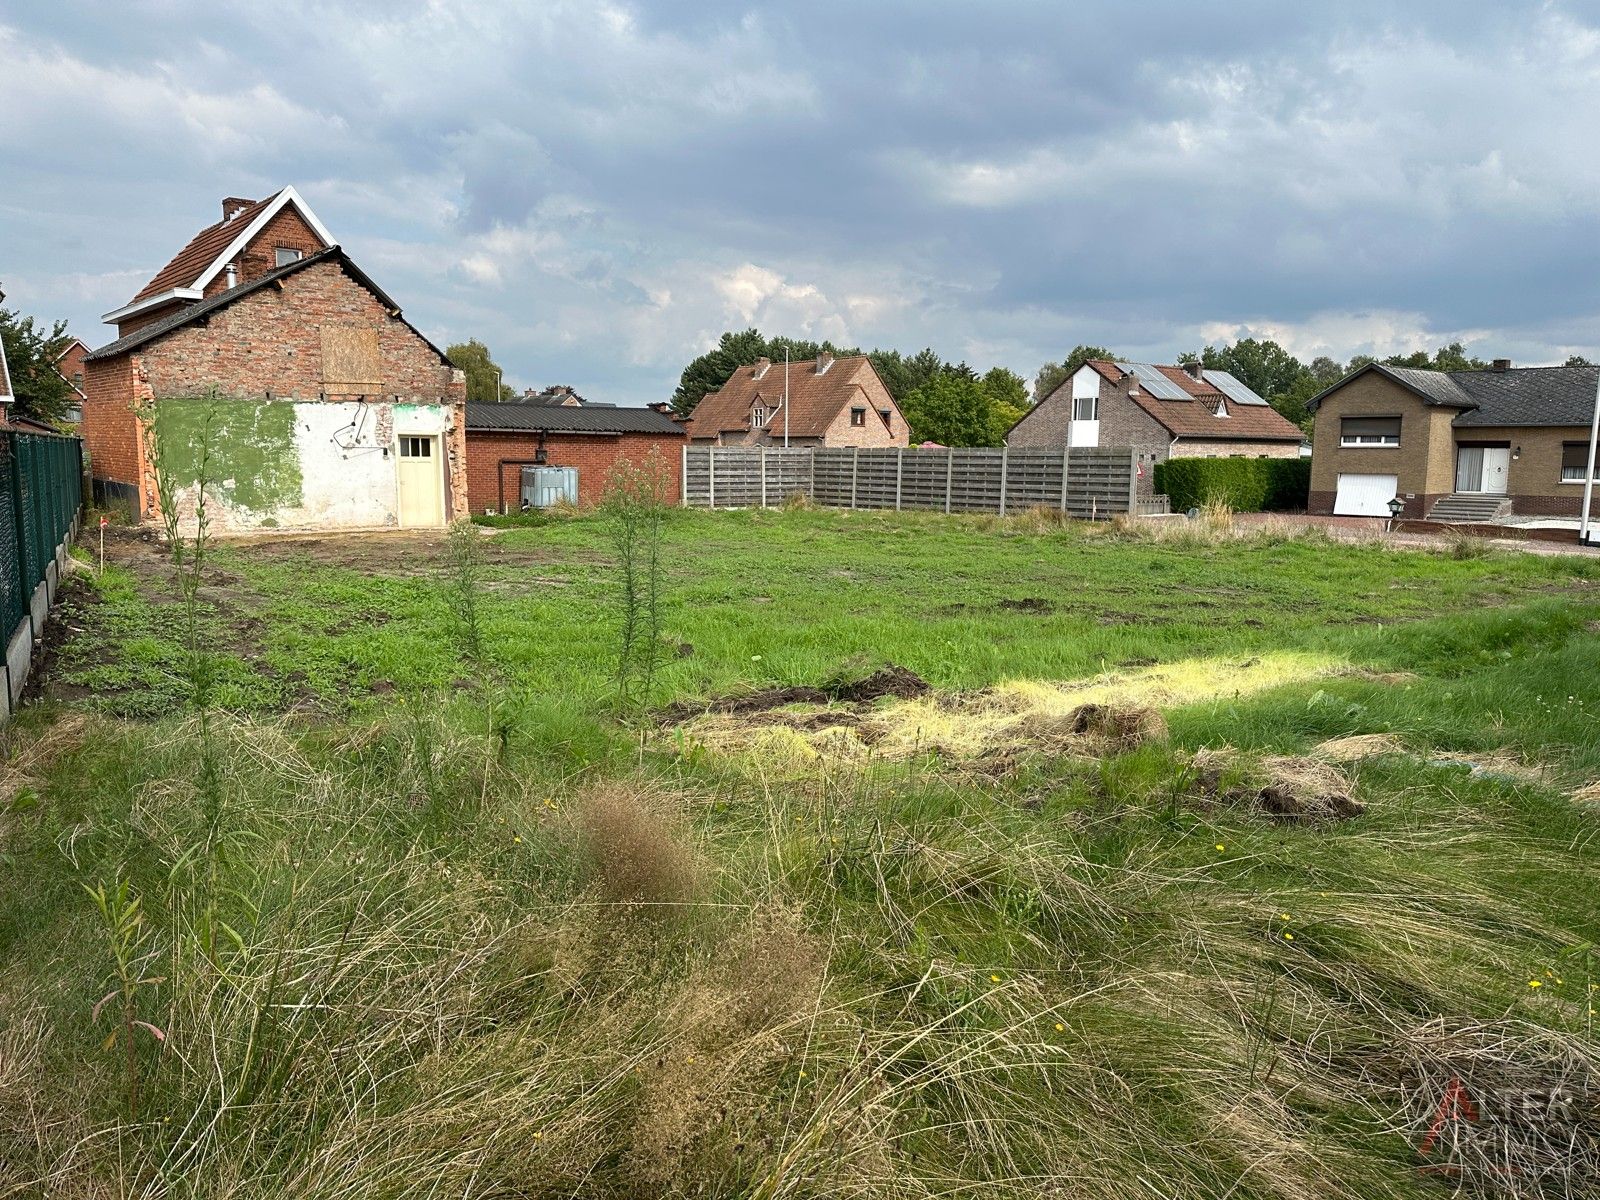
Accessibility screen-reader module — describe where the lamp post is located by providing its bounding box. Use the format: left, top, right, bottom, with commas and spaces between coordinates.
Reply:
1386, 495, 1405, 534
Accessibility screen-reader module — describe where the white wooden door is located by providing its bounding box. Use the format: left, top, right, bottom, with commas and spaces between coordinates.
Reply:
1480, 447, 1510, 494
396, 435, 445, 527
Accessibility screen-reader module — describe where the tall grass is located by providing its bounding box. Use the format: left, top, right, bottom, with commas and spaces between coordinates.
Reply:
602, 451, 672, 709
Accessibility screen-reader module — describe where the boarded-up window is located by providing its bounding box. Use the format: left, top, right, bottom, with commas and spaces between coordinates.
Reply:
322, 326, 382, 393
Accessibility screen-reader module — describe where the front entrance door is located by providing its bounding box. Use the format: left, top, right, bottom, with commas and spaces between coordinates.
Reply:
1455, 446, 1510, 494
396, 435, 445, 527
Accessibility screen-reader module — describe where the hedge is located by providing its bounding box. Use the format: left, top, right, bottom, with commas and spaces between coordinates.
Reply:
1153, 456, 1310, 512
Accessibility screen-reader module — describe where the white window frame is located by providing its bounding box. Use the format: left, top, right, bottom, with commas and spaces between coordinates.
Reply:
1560, 443, 1600, 483
752, 405, 770, 428
275, 247, 304, 267
1072, 394, 1098, 421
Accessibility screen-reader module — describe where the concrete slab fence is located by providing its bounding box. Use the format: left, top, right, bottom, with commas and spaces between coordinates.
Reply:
682, 445, 1158, 519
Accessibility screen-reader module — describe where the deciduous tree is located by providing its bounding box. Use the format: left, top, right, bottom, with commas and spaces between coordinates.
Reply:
446, 339, 515, 402
0, 285, 74, 425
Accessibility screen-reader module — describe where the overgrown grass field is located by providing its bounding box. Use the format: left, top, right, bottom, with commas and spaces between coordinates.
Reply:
3, 508, 1599, 1198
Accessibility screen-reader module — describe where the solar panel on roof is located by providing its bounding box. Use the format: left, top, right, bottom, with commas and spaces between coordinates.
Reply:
1115, 361, 1189, 401
1201, 370, 1269, 407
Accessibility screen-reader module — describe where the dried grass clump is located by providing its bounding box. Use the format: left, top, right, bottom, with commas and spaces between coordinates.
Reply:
1189, 748, 1364, 823
1312, 733, 1406, 762
1360, 1017, 1600, 1197
576, 785, 703, 908
1570, 781, 1600, 805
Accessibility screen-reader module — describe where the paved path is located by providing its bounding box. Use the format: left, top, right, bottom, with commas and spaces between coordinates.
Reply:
1232, 513, 1600, 557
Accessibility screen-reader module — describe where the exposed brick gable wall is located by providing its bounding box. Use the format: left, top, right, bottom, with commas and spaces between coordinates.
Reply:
85, 260, 466, 522
464, 430, 686, 512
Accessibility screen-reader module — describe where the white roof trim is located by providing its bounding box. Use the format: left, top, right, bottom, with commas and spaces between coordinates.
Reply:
101, 287, 203, 325
99, 185, 334, 325
192, 185, 333, 294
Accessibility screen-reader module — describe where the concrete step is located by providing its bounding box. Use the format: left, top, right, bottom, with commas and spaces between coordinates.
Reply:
1426, 494, 1510, 523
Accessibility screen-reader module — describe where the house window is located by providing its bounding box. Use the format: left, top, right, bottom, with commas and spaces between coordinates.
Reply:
399, 435, 432, 458
1072, 394, 1098, 421
1340, 416, 1401, 447
752, 406, 770, 428
850, 407, 866, 427
878, 409, 893, 428
276, 247, 303, 267
1561, 441, 1599, 482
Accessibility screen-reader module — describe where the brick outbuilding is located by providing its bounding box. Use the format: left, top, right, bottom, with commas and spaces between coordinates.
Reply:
82, 189, 468, 532
464, 402, 686, 512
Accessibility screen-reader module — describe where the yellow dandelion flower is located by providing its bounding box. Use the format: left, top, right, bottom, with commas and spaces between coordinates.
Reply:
799, 1069, 807, 1078
513, 835, 522, 844
1283, 933, 1294, 941
686, 1056, 695, 1064
1054, 1022, 1065, 1032
1529, 980, 1543, 988
1216, 844, 1226, 852
990, 974, 1002, 983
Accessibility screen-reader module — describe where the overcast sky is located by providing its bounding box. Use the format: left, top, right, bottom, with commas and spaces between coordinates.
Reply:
6, 1, 1600, 405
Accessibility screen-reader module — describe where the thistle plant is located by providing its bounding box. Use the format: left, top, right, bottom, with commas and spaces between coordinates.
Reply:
601, 451, 671, 709
445, 519, 486, 666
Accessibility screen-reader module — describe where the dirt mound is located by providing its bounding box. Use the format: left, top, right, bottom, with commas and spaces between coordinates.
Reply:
998, 597, 1052, 614
1062, 702, 1168, 752
1190, 748, 1364, 823
661, 665, 928, 723
832, 665, 930, 703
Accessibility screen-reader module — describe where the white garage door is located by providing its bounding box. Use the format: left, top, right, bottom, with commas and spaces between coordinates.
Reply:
1334, 473, 1398, 517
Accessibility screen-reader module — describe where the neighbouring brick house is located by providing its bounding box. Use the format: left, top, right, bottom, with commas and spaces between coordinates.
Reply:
53, 337, 90, 425
464, 402, 686, 512
1307, 360, 1600, 520
1008, 359, 1304, 494
683, 353, 910, 448
83, 189, 467, 531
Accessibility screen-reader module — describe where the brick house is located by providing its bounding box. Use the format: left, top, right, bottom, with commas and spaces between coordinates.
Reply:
465, 402, 686, 512
82, 189, 467, 531
683, 353, 910, 448
1008, 360, 1304, 493
53, 337, 90, 424
1307, 360, 1600, 520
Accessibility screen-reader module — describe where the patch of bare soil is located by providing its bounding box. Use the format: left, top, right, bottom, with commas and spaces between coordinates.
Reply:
661, 664, 930, 722
997, 597, 1052, 614
1188, 748, 1364, 822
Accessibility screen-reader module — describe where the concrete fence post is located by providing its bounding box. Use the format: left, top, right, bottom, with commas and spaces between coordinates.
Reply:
851, 448, 859, 509
895, 448, 904, 511
760, 447, 768, 508
945, 449, 954, 514
1059, 446, 1071, 514
998, 448, 1009, 515
680, 443, 688, 506
708, 448, 717, 509
1127, 449, 1139, 515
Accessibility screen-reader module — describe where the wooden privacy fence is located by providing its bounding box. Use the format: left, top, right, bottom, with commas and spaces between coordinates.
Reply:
682, 446, 1143, 519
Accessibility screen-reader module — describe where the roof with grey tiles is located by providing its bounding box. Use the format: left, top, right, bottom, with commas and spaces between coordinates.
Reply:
1308, 361, 1600, 427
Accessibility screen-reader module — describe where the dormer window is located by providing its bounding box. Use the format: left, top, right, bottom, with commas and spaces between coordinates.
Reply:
276, 247, 303, 267
1214, 399, 1229, 418
752, 405, 771, 428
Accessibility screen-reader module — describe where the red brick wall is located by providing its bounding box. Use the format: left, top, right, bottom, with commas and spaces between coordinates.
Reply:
201, 206, 326, 298
82, 353, 148, 502
465, 430, 686, 513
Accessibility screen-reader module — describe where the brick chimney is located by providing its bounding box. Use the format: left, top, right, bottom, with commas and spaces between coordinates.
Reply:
1491, 358, 1512, 372
752, 356, 772, 380
222, 196, 256, 221
816, 351, 835, 375
1183, 360, 1205, 380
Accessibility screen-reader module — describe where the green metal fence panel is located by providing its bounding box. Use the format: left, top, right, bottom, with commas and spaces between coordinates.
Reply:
0, 430, 85, 644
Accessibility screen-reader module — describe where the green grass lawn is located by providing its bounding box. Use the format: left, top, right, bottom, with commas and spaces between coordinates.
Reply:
4, 509, 1599, 1199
